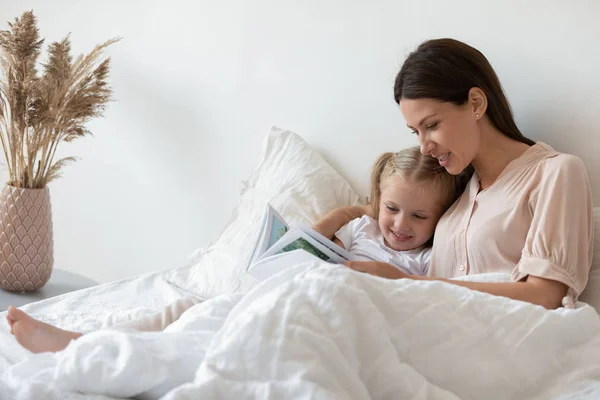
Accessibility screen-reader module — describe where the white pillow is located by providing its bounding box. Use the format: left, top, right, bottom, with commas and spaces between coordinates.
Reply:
164, 126, 361, 298
579, 207, 600, 312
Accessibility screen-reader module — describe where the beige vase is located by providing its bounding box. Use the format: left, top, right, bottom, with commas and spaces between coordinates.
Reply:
0, 185, 53, 292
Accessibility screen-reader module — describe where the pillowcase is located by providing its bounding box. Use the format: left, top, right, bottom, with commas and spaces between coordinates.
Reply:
579, 207, 600, 313
164, 126, 361, 298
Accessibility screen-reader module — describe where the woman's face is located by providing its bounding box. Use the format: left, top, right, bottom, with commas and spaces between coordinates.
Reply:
399, 98, 480, 175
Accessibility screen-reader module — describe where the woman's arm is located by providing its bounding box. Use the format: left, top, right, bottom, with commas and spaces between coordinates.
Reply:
312, 204, 374, 239
423, 275, 567, 310
344, 261, 568, 310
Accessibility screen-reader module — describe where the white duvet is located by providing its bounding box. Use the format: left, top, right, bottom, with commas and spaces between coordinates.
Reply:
2, 260, 600, 400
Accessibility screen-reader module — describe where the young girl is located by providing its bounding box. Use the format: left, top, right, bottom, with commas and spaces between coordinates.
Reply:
5, 147, 467, 354
332, 146, 468, 278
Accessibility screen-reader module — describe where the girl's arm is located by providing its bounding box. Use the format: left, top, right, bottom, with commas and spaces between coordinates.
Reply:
344, 261, 567, 309
312, 204, 374, 239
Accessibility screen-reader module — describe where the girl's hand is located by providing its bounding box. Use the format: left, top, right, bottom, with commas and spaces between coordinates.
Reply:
343, 261, 409, 280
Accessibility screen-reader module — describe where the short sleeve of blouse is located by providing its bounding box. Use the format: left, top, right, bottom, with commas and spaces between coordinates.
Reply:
512, 154, 595, 299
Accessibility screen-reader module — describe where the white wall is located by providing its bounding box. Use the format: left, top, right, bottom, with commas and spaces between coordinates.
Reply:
1, 0, 599, 283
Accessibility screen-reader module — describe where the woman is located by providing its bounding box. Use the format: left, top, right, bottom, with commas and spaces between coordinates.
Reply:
314, 38, 594, 310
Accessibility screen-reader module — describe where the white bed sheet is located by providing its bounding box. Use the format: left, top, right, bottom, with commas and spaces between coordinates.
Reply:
0, 265, 198, 378
2, 260, 600, 400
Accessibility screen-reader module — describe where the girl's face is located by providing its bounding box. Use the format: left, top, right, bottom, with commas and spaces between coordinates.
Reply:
378, 175, 445, 251
399, 97, 480, 175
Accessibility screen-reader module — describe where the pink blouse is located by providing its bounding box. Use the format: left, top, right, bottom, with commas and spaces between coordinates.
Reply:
429, 142, 595, 301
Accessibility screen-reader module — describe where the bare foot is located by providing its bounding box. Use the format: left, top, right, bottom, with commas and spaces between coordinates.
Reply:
6, 306, 83, 353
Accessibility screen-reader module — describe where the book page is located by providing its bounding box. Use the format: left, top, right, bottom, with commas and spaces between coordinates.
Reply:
258, 229, 348, 264
248, 249, 324, 281
296, 223, 356, 261
249, 204, 290, 267
265, 206, 289, 250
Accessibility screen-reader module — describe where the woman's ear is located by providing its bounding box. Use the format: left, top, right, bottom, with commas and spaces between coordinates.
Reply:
468, 87, 487, 118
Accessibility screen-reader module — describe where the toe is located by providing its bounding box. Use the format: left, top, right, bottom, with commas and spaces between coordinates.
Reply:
7, 306, 27, 321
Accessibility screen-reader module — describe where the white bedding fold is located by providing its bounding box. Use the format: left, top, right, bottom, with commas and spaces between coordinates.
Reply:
1, 292, 242, 400
2, 260, 600, 400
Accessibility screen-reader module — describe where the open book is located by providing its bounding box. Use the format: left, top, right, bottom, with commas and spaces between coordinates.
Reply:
247, 204, 356, 280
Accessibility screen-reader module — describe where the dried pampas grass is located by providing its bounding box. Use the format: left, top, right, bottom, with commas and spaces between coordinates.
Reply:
0, 10, 119, 188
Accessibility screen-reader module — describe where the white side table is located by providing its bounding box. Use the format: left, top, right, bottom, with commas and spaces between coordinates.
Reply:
0, 269, 98, 311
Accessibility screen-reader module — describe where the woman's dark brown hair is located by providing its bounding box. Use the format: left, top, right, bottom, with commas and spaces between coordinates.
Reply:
394, 38, 535, 146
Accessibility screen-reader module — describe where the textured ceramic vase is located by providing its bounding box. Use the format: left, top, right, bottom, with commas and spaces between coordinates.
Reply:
0, 185, 53, 292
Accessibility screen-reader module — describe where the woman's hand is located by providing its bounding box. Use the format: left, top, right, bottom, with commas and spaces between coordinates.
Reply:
343, 260, 410, 280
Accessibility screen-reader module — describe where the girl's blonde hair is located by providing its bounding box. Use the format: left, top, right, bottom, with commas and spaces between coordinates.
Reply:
370, 146, 471, 219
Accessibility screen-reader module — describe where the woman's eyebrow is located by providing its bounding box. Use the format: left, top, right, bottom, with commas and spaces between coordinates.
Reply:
406, 113, 438, 129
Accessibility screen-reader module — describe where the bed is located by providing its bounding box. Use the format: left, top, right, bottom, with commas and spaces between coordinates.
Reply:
1, 126, 599, 400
